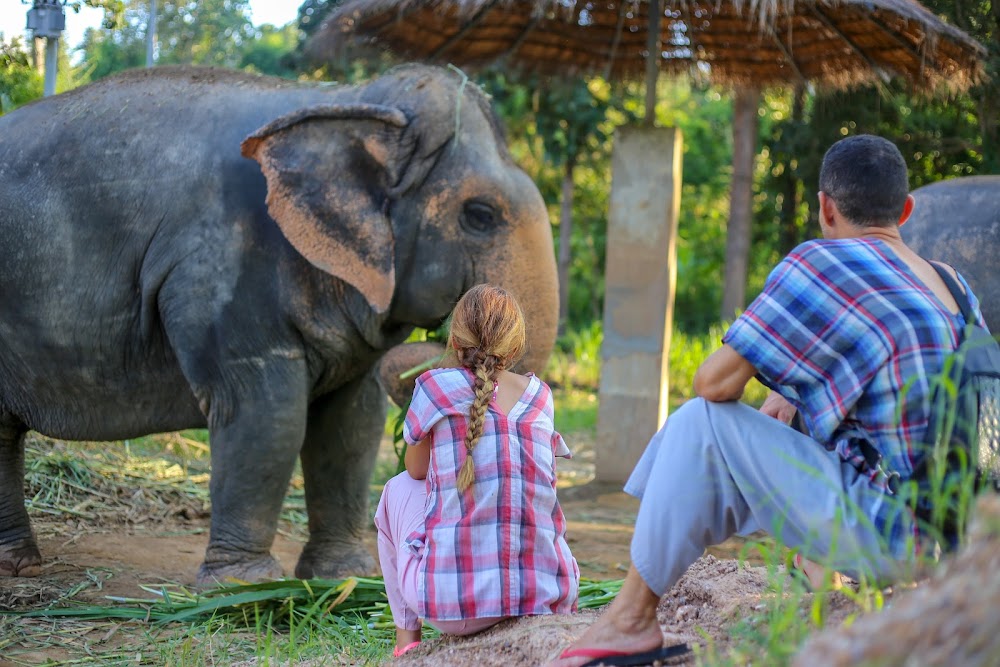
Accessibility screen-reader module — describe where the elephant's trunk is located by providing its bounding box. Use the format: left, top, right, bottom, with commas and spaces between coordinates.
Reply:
499, 190, 560, 379
510, 274, 558, 378
377, 264, 558, 407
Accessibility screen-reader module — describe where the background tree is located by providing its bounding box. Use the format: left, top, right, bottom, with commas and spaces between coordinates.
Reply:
239, 23, 298, 77
8, 0, 994, 338
78, 0, 260, 79
482, 73, 633, 333
1, 37, 43, 114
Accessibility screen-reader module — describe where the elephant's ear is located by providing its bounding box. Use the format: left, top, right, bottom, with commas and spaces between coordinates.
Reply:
241, 104, 412, 314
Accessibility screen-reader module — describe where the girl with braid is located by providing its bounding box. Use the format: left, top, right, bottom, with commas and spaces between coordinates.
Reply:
375, 284, 579, 658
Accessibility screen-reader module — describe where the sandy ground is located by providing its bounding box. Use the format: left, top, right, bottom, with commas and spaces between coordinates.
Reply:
1, 432, 864, 666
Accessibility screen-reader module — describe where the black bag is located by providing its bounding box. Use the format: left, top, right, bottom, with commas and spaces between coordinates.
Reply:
912, 263, 1000, 548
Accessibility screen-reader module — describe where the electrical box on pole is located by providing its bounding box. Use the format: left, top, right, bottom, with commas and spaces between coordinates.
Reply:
25, 0, 66, 97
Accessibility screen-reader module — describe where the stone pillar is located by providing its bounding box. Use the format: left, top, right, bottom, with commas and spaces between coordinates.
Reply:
595, 126, 683, 484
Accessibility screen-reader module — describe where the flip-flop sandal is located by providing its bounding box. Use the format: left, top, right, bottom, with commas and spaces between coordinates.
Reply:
560, 642, 691, 667
393, 640, 421, 658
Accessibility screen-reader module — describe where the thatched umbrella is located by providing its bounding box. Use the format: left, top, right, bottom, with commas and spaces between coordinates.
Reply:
314, 0, 983, 91
311, 0, 985, 320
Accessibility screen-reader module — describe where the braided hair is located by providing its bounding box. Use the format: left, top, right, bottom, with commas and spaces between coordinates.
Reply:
447, 284, 526, 492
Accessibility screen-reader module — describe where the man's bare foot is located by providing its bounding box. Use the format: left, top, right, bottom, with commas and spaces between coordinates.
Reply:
547, 565, 665, 667
793, 553, 843, 591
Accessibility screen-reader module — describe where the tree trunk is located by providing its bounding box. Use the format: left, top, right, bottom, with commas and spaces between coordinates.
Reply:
557, 155, 576, 336
643, 0, 661, 127
720, 86, 760, 322
146, 0, 158, 68
778, 85, 806, 257
32, 36, 45, 76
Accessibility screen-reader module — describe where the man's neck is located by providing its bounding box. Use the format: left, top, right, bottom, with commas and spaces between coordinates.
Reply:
855, 225, 904, 245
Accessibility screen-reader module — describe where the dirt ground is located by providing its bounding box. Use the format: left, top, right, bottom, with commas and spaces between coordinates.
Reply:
1, 433, 864, 666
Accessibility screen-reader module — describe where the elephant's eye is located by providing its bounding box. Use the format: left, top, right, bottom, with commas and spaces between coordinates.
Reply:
461, 201, 499, 234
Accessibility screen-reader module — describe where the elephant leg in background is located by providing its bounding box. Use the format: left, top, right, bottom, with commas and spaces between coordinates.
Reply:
0, 415, 40, 576
295, 371, 384, 579
197, 367, 309, 586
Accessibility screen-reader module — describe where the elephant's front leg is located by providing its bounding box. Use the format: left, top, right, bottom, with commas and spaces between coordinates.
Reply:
295, 370, 384, 579
197, 376, 307, 586
0, 416, 40, 576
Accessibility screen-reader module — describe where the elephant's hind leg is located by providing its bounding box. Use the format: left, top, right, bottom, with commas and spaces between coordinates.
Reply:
0, 415, 41, 576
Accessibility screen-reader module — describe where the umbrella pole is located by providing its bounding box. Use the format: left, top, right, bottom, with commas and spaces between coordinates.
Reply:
644, 0, 661, 125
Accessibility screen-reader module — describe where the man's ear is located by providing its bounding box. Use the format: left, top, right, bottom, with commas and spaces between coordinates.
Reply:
897, 194, 916, 227
818, 191, 836, 228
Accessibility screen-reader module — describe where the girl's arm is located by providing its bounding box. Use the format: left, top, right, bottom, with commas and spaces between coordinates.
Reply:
405, 437, 431, 480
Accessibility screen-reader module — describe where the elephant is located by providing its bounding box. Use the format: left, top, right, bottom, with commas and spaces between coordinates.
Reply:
0, 64, 558, 584
900, 175, 1000, 333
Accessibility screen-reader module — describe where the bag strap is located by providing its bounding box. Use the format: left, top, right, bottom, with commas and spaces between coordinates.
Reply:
930, 261, 974, 326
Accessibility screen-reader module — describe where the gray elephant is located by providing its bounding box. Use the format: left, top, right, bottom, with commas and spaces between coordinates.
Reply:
0, 65, 558, 584
901, 175, 999, 332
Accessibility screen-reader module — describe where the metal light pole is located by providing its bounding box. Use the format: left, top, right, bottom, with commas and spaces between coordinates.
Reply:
25, 0, 66, 97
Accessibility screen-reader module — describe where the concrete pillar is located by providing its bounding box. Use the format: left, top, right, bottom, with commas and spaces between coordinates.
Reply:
595, 126, 683, 484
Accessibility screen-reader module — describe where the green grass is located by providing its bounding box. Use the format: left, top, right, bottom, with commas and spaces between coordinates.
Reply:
552, 387, 599, 434
4, 575, 625, 666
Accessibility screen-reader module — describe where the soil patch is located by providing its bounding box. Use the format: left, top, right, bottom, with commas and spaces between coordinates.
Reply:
2, 432, 862, 666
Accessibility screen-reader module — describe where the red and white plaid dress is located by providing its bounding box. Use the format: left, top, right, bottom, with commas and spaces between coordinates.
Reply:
403, 367, 579, 621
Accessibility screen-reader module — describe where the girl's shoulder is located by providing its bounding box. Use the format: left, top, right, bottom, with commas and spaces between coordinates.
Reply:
523, 372, 553, 395
417, 367, 470, 383
415, 367, 475, 400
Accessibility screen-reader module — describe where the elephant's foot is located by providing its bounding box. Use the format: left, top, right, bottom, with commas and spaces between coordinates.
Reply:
294, 540, 376, 580
0, 541, 42, 577
196, 552, 284, 587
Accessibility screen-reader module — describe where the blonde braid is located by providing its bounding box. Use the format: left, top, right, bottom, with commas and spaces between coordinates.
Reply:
456, 354, 500, 492
447, 284, 525, 494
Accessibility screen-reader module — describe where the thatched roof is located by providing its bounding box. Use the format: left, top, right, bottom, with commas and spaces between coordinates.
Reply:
311, 0, 985, 92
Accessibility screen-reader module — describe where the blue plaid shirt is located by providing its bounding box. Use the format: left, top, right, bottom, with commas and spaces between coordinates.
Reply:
724, 238, 985, 554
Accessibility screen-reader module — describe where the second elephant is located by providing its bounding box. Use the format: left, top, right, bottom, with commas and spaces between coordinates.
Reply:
901, 175, 999, 332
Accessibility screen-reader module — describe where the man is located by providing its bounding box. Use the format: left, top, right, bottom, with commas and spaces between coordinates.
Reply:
550, 135, 988, 667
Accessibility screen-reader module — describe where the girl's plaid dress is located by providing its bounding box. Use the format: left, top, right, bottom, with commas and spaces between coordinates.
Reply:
403, 367, 579, 621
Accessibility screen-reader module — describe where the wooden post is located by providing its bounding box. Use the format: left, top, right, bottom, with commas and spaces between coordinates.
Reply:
596, 126, 683, 483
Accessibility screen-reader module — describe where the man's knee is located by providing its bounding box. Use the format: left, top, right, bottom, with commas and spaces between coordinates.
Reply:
661, 397, 719, 441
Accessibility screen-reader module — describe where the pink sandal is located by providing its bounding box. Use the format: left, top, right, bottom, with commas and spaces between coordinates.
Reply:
393, 641, 421, 658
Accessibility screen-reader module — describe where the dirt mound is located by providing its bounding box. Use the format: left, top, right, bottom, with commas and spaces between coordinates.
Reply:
795, 494, 1000, 667
230, 554, 855, 667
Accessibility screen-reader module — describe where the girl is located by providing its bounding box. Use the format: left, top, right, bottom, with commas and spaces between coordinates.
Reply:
375, 284, 579, 657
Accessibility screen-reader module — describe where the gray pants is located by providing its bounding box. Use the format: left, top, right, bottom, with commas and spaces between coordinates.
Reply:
625, 398, 914, 595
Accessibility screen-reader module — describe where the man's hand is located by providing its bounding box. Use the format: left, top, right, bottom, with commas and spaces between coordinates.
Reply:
759, 390, 796, 424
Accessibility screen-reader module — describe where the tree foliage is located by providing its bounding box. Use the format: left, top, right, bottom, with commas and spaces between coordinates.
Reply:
757, 3, 998, 309
71, 1, 126, 30
0, 37, 42, 114
77, 0, 277, 80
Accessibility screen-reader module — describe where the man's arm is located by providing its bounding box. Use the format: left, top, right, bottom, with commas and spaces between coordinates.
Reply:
692, 344, 758, 402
